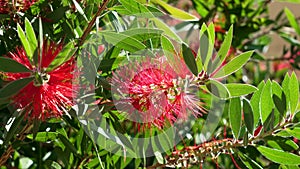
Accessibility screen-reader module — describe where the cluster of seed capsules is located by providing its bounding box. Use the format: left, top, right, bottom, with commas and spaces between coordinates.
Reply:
165, 138, 236, 168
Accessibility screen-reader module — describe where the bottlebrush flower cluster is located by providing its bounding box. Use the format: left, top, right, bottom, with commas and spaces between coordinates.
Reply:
2, 41, 76, 120
0, 0, 37, 14
112, 56, 206, 130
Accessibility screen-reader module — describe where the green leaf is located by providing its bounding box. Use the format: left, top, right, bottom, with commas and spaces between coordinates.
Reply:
215, 25, 233, 69
150, 18, 182, 42
58, 134, 79, 156
261, 80, 274, 124
182, 43, 198, 76
47, 42, 77, 71
154, 151, 164, 164
120, 0, 154, 18
27, 132, 58, 142
213, 51, 253, 78
284, 8, 300, 36
273, 94, 286, 116
257, 146, 300, 165
206, 79, 230, 99
100, 31, 146, 53
17, 24, 33, 62
25, 18, 37, 56
0, 77, 34, 99
280, 33, 300, 47
289, 72, 299, 114
0, 57, 32, 72
152, 0, 198, 21
225, 83, 258, 97
161, 35, 183, 75
121, 28, 163, 42
282, 73, 291, 113
265, 136, 299, 151
286, 127, 300, 139
243, 99, 255, 135
229, 97, 242, 139
251, 81, 265, 127
238, 152, 263, 169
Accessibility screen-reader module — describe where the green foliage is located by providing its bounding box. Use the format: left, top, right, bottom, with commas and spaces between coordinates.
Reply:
0, 0, 299, 169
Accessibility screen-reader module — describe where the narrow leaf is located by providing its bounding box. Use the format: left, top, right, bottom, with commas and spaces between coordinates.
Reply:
282, 73, 291, 113
213, 51, 253, 78
161, 36, 182, 75
243, 99, 255, 134
250, 81, 265, 127
152, 0, 198, 21
182, 43, 198, 76
260, 80, 274, 124
0, 57, 32, 72
206, 79, 230, 99
58, 134, 78, 156
229, 97, 242, 139
120, 0, 154, 18
0, 77, 34, 99
25, 18, 37, 56
284, 8, 300, 35
17, 24, 33, 61
27, 132, 58, 142
286, 127, 300, 139
215, 25, 233, 68
47, 42, 77, 71
257, 146, 300, 165
100, 31, 146, 53
225, 83, 258, 97
150, 18, 182, 42
289, 72, 299, 114
238, 152, 263, 169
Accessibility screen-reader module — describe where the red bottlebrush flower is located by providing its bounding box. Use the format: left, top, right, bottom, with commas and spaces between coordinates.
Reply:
0, 0, 37, 14
112, 56, 205, 130
3, 41, 76, 120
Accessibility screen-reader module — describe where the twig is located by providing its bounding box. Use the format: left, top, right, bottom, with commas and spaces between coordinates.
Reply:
151, 120, 294, 168
77, 0, 110, 47
241, 16, 300, 46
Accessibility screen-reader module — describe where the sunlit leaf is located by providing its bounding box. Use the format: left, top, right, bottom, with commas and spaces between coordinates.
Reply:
286, 127, 300, 139
17, 24, 33, 62
284, 8, 300, 36
261, 80, 274, 124
289, 72, 299, 114
214, 25, 233, 69
250, 81, 265, 127
150, 18, 182, 42
100, 31, 146, 53
257, 146, 300, 165
25, 18, 37, 57
213, 51, 253, 78
152, 0, 198, 21
47, 42, 77, 71
225, 83, 258, 97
